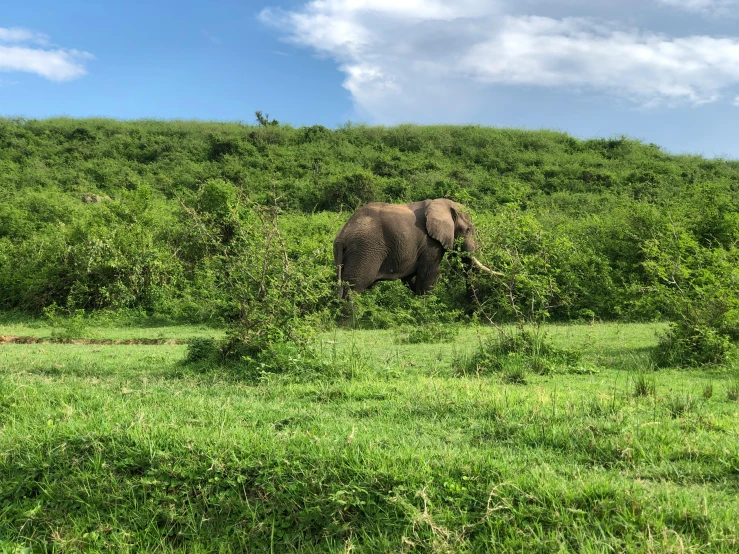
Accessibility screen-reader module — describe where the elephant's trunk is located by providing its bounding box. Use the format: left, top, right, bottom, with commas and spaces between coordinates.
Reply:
470, 256, 504, 276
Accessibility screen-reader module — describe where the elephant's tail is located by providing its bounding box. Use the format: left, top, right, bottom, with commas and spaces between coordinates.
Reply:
333, 240, 344, 299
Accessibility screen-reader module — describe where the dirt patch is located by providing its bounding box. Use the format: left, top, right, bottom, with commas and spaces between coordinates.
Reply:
0, 335, 184, 345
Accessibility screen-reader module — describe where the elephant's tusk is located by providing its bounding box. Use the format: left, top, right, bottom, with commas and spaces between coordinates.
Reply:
471, 256, 504, 276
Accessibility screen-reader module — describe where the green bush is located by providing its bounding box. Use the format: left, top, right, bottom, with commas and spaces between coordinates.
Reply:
653, 323, 736, 368
345, 279, 463, 329
183, 336, 367, 383
185, 337, 221, 364
319, 170, 378, 210
42, 304, 89, 339
643, 232, 739, 368
453, 328, 581, 377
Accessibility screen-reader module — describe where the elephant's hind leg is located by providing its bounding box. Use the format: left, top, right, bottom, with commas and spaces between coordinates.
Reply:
342, 257, 383, 294
337, 260, 380, 326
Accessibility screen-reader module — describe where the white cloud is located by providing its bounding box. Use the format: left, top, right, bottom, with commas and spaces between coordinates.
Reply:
262, 0, 739, 121
463, 16, 739, 106
0, 27, 48, 44
734, 95, 739, 106
264, 0, 498, 22
656, 0, 739, 15
0, 27, 92, 81
260, 0, 502, 121
259, 0, 500, 56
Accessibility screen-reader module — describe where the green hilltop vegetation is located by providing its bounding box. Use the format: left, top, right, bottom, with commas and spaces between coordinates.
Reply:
1, 116, 738, 329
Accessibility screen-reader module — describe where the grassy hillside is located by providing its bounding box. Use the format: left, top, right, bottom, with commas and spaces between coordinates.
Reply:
1, 117, 739, 324
3, 117, 738, 211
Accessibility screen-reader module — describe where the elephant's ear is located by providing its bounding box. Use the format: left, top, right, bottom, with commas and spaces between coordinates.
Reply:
425, 199, 456, 250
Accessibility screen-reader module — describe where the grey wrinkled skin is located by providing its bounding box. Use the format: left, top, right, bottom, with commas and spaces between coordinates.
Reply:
333, 198, 481, 299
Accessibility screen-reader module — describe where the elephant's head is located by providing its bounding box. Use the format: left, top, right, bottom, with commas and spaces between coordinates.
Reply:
425, 199, 500, 275
425, 199, 478, 253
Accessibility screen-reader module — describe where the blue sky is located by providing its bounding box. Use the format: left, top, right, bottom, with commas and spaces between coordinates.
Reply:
2, 0, 739, 158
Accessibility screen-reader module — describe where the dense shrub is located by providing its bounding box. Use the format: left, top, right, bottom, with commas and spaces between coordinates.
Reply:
653, 323, 736, 368
640, 228, 739, 367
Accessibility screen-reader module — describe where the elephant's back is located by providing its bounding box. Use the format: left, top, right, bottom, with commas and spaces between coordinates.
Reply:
336, 203, 413, 256
354, 201, 420, 220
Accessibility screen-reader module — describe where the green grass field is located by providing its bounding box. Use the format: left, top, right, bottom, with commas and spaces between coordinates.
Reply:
1, 321, 738, 552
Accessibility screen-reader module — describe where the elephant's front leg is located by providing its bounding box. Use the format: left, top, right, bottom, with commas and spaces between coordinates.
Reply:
413, 250, 444, 295
401, 274, 416, 290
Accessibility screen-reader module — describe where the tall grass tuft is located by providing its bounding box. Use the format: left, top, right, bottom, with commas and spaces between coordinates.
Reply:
452, 327, 581, 378
666, 394, 696, 418
395, 323, 458, 344
727, 381, 739, 402
633, 373, 656, 397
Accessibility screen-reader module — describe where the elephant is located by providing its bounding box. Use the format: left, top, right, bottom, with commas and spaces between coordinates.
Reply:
333, 198, 497, 299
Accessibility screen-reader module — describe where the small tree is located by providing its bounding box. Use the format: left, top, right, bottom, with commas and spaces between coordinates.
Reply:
178, 180, 331, 366
465, 208, 570, 326
255, 110, 279, 127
